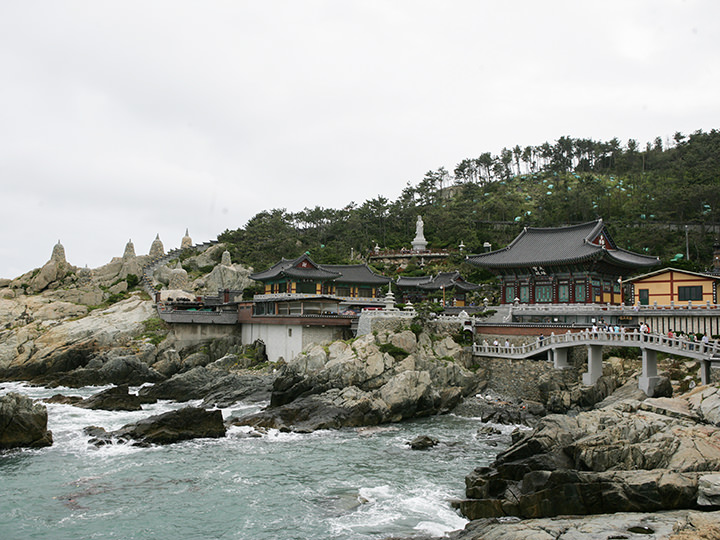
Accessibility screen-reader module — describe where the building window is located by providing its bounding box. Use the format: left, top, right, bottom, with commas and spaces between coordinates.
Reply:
505, 285, 515, 303
519, 285, 530, 303
297, 281, 315, 294
678, 286, 703, 302
535, 284, 552, 303
638, 289, 649, 305
336, 286, 351, 297
575, 283, 586, 302
558, 283, 569, 303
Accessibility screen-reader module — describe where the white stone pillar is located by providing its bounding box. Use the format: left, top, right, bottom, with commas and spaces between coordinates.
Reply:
553, 347, 570, 369
638, 348, 662, 396
582, 344, 604, 385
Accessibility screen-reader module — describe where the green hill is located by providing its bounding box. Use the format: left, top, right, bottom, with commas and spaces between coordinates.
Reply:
220, 129, 720, 278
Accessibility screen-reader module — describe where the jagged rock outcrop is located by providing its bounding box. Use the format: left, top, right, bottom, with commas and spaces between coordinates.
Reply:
442, 510, 720, 540
232, 330, 480, 432
0, 392, 53, 449
456, 383, 720, 521
192, 249, 253, 293
0, 296, 156, 384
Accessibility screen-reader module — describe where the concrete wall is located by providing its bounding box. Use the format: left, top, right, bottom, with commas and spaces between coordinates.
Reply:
169, 323, 240, 347
241, 323, 348, 362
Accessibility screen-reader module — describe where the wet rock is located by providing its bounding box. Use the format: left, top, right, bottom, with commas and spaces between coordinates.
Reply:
0, 392, 53, 449
77, 385, 157, 411
44, 394, 84, 405
138, 366, 274, 406
408, 435, 439, 450
112, 407, 226, 446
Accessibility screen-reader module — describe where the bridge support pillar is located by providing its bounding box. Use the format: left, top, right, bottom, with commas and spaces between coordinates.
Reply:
582, 345, 604, 385
638, 348, 662, 397
700, 360, 712, 385
553, 347, 570, 369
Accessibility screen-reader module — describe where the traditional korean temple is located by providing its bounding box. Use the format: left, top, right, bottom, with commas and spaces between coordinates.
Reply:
467, 219, 659, 305
249, 254, 391, 315
395, 271, 479, 307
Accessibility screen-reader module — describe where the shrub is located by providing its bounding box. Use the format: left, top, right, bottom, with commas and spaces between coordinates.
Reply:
379, 343, 409, 361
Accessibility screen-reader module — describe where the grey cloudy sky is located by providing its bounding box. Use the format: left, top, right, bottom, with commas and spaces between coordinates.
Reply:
1, 1, 719, 278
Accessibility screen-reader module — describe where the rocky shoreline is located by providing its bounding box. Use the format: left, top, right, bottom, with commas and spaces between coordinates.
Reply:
4, 247, 720, 537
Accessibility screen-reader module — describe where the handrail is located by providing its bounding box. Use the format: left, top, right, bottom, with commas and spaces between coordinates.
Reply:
509, 302, 720, 313
474, 329, 720, 360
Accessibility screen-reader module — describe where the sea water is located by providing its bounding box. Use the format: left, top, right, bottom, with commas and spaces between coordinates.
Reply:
0, 382, 509, 540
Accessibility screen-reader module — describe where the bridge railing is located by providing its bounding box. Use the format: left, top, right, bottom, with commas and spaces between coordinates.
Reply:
509, 301, 720, 314
474, 329, 720, 358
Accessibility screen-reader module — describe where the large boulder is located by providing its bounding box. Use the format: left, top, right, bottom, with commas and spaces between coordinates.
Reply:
0, 393, 53, 449
110, 407, 226, 446
77, 385, 157, 411
138, 365, 274, 406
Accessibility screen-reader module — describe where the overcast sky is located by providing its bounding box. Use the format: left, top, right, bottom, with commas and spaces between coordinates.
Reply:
1, 1, 718, 278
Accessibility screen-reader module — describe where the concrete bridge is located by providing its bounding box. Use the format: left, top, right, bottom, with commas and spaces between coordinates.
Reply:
473, 330, 720, 396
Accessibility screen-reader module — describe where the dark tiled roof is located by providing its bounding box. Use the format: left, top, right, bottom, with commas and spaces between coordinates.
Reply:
396, 276, 433, 287
250, 256, 389, 285
249, 255, 341, 281
322, 264, 391, 285
467, 220, 659, 270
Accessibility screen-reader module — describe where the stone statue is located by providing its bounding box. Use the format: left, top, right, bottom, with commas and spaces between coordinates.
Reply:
412, 215, 428, 252
181, 228, 192, 250
149, 234, 165, 259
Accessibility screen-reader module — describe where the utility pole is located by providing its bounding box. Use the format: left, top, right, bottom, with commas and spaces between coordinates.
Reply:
685, 225, 690, 261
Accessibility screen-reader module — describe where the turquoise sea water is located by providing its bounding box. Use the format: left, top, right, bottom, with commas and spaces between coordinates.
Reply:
0, 382, 508, 540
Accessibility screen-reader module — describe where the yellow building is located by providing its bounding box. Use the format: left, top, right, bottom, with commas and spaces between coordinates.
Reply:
627, 268, 720, 306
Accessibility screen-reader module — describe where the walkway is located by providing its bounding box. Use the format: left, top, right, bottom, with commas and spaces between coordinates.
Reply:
474, 329, 720, 396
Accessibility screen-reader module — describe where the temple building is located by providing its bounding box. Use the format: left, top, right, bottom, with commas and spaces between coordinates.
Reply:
626, 268, 720, 306
467, 219, 659, 305
248, 254, 391, 316
396, 271, 479, 307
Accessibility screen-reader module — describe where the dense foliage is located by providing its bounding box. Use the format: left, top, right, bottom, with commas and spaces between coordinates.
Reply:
220, 129, 720, 277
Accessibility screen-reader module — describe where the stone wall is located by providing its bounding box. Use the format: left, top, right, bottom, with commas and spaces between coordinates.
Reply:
474, 356, 558, 401
169, 323, 241, 348
358, 312, 465, 338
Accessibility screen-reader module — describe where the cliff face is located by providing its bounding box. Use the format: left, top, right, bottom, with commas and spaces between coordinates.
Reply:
0, 295, 157, 383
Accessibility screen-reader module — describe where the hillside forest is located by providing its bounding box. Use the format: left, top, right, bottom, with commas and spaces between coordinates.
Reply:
219, 129, 720, 284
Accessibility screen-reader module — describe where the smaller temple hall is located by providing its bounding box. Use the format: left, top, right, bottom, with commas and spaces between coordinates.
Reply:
467, 219, 659, 305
